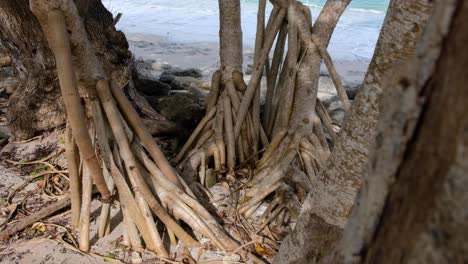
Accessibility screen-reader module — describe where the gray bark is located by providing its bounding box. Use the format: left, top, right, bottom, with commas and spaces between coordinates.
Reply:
0, 0, 64, 140
330, 0, 467, 262
276, 0, 432, 263
218, 0, 243, 81
0, 0, 131, 140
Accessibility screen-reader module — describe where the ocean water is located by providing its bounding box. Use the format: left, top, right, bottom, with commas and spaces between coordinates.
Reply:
106, 0, 389, 61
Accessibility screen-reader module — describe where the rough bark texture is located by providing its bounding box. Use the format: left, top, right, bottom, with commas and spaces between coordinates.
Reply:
275, 1, 433, 263
0, 0, 63, 140
330, 0, 467, 262
0, 0, 131, 140
290, 0, 351, 130
218, 0, 243, 81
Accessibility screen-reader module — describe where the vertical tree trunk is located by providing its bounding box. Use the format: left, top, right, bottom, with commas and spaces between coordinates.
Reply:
218, 0, 243, 81
0, 0, 131, 140
330, 0, 468, 262
276, 1, 432, 263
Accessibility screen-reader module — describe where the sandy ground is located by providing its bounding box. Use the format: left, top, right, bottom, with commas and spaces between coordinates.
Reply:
0, 135, 257, 264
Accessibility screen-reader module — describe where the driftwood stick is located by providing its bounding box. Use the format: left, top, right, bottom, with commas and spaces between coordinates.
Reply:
0, 198, 71, 240
46, 10, 110, 201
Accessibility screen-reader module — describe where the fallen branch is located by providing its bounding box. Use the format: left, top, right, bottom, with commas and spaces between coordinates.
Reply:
0, 198, 71, 240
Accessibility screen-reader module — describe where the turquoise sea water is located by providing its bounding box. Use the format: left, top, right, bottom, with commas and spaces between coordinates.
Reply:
107, 0, 389, 60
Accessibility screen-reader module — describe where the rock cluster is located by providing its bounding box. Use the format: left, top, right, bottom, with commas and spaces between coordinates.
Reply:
132, 60, 209, 153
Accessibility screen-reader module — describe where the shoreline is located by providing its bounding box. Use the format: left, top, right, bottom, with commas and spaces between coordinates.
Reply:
126, 32, 371, 87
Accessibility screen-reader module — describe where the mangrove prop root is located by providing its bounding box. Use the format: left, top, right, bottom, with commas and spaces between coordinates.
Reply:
110, 82, 184, 189
65, 124, 81, 227
47, 10, 110, 201
234, 8, 287, 139
78, 164, 92, 252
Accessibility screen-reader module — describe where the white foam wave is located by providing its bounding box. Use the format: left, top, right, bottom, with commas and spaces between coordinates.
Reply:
348, 7, 384, 14
110, 0, 387, 60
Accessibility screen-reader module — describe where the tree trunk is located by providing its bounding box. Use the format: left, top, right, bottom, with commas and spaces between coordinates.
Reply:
329, 0, 468, 262
276, 1, 432, 263
218, 0, 243, 81
0, 0, 131, 140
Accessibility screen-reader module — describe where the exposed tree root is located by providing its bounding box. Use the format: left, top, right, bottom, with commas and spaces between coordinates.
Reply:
1, 0, 353, 261
26, 0, 264, 262
177, 0, 351, 252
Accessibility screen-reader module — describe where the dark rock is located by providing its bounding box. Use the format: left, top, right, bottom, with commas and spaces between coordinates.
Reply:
1, 79, 17, 95
0, 67, 14, 78
144, 95, 160, 109
161, 75, 208, 92
154, 93, 204, 132
344, 83, 361, 99
172, 76, 203, 91
188, 86, 209, 101
330, 108, 346, 126
161, 67, 203, 79
134, 78, 171, 96
323, 96, 346, 126
170, 82, 185, 91
245, 64, 254, 75
142, 118, 178, 136
321, 95, 339, 109
159, 73, 175, 84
